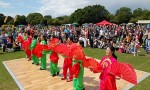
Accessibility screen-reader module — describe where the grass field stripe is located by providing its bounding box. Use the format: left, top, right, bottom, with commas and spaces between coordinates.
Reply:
124, 73, 150, 90
2, 61, 24, 90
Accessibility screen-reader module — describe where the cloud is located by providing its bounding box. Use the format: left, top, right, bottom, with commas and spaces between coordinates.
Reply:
38, 0, 150, 18
38, 0, 98, 18
0, 1, 11, 8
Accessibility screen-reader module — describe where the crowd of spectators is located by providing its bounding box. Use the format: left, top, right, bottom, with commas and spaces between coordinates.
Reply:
0, 24, 150, 56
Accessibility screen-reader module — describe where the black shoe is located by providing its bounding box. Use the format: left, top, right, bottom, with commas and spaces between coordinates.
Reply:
61, 77, 67, 80
52, 74, 56, 77
32, 62, 34, 64
36, 63, 39, 65
56, 72, 59, 75
40, 68, 45, 70
66, 79, 72, 82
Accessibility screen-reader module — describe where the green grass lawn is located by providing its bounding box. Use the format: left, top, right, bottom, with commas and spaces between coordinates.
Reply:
0, 51, 25, 90
0, 48, 150, 90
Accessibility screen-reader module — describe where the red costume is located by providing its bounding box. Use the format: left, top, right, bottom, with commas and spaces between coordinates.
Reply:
62, 41, 73, 81
62, 57, 73, 80
50, 51, 59, 63
99, 56, 117, 90
92, 56, 117, 90
49, 51, 60, 76
25, 36, 32, 60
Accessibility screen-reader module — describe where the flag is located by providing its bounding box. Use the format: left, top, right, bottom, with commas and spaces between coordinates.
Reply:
4, 16, 8, 23
14, 15, 17, 22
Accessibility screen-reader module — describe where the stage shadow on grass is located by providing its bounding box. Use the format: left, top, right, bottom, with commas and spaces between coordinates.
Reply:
84, 76, 99, 90
46, 66, 63, 77
85, 85, 99, 90
138, 54, 145, 56
0, 52, 3, 54
84, 76, 99, 85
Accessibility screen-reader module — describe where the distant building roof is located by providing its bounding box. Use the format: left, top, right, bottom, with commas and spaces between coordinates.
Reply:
137, 20, 150, 24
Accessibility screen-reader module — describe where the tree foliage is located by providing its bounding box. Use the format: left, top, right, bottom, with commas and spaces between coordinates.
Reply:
114, 7, 132, 24
40, 15, 52, 26
0, 13, 5, 26
51, 15, 70, 25
14, 15, 27, 26
129, 8, 150, 23
70, 5, 109, 25
27, 13, 43, 25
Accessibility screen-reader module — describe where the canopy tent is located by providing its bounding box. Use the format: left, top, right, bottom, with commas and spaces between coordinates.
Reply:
72, 22, 79, 27
96, 20, 112, 26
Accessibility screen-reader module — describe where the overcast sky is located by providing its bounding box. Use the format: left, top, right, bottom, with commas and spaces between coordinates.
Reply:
0, 0, 150, 18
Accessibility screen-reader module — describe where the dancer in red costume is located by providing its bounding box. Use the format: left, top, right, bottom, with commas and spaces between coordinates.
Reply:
49, 51, 60, 77
25, 31, 32, 61
61, 38, 73, 82
89, 45, 118, 90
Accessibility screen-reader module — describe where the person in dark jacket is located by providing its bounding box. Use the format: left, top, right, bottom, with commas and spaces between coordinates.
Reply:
1, 32, 7, 53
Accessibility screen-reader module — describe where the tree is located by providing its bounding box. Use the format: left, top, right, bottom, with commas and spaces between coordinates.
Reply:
7, 20, 14, 25
14, 15, 27, 26
0, 13, 5, 26
61, 16, 70, 24
4, 16, 14, 25
130, 9, 150, 23
142, 9, 150, 20
40, 15, 52, 26
132, 8, 143, 18
27, 13, 43, 25
70, 5, 109, 25
107, 14, 115, 23
52, 18, 61, 25
3, 16, 13, 24
115, 7, 132, 24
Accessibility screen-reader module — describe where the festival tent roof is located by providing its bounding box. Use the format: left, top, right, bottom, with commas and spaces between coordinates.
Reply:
96, 20, 112, 26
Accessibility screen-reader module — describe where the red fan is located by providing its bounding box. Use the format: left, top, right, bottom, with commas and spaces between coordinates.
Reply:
87, 58, 101, 72
82, 58, 90, 68
48, 38, 60, 50
109, 62, 137, 85
52, 44, 63, 53
32, 44, 48, 58
25, 40, 32, 51
17, 35, 23, 42
21, 40, 27, 50
69, 43, 79, 51
70, 44, 85, 60
32, 44, 42, 58
72, 63, 80, 78
53, 44, 69, 55
61, 45, 70, 57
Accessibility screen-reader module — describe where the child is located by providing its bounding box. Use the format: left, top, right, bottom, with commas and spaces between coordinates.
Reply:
30, 35, 39, 65
50, 51, 60, 77
118, 41, 125, 53
72, 59, 85, 90
40, 35, 47, 70
61, 38, 73, 82
134, 39, 140, 56
25, 32, 32, 61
